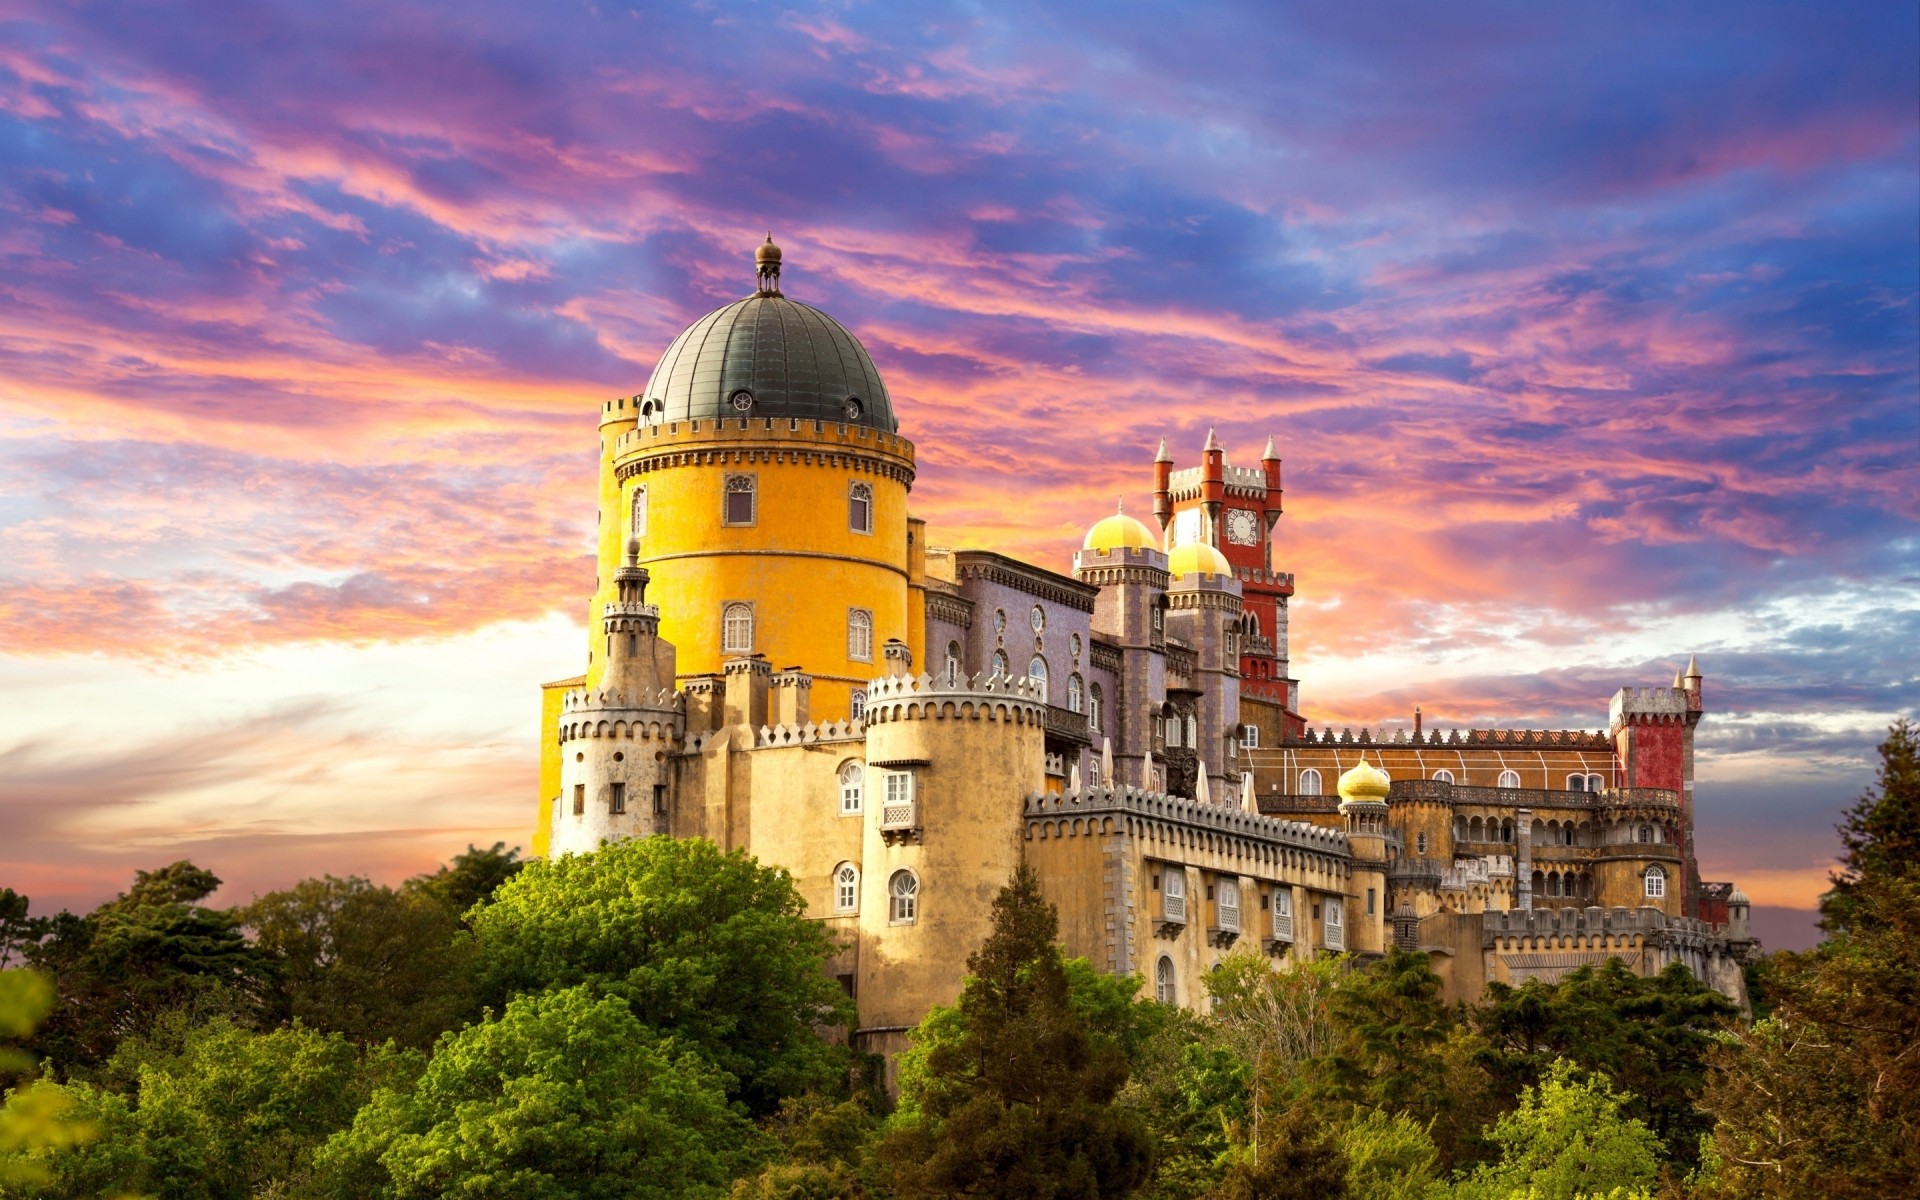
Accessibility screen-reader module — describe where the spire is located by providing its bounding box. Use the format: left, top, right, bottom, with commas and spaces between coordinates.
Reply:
754, 234, 782, 295
1241, 771, 1258, 815
1203, 425, 1221, 453
1101, 737, 1114, 788
1262, 433, 1279, 461
1685, 653, 1702, 679
1154, 437, 1172, 463
1195, 760, 1211, 805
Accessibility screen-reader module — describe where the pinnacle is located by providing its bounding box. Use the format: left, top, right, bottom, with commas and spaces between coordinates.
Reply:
1203, 425, 1222, 453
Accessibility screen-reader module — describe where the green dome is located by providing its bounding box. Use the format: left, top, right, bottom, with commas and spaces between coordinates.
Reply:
638, 241, 895, 431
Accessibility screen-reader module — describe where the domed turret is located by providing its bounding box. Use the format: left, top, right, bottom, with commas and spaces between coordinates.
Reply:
1338, 759, 1391, 804
637, 240, 897, 431
1083, 501, 1158, 552
1167, 541, 1233, 579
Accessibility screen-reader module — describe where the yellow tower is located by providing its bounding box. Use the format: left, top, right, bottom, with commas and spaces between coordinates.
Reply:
608, 237, 916, 718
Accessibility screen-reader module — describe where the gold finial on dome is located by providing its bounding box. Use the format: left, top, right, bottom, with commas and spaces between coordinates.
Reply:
755, 234, 782, 294
1337, 757, 1391, 804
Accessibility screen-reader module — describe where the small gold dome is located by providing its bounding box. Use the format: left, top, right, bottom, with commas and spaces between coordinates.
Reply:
1337, 759, 1391, 803
1083, 505, 1158, 552
1167, 541, 1232, 578
755, 234, 782, 264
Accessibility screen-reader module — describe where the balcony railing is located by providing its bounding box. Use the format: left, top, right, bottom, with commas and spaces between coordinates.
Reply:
1045, 704, 1092, 746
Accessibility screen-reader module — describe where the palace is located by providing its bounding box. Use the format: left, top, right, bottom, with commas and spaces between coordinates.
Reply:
534, 239, 1757, 1065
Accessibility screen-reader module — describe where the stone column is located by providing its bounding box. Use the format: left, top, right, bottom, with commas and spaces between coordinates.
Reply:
1516, 806, 1534, 912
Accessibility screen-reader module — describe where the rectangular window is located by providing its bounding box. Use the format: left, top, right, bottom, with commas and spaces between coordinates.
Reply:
1366, 887, 1375, 915
609, 782, 626, 814
723, 473, 756, 525
572, 784, 585, 816
880, 772, 916, 829
652, 784, 668, 815
1272, 889, 1293, 942
1241, 724, 1259, 749
849, 482, 873, 534
1162, 869, 1186, 922
1324, 898, 1345, 951
1219, 880, 1240, 932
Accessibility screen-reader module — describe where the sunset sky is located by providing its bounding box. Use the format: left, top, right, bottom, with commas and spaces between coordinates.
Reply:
1, 2, 1914, 948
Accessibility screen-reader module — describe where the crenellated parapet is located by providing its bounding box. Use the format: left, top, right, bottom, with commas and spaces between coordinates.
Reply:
1482, 903, 1721, 946
557, 685, 685, 745
1609, 684, 1702, 731
1025, 786, 1348, 859
863, 670, 1048, 725
754, 719, 864, 748
1289, 726, 1613, 748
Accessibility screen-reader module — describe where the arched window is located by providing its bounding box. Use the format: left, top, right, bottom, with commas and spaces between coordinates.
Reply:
1299, 768, 1323, 795
1644, 866, 1666, 899
1067, 674, 1084, 713
722, 603, 753, 653
848, 609, 873, 661
991, 650, 1009, 678
848, 481, 873, 534
1547, 872, 1561, 897
1501, 820, 1515, 842
723, 473, 756, 525
1637, 824, 1652, 844
833, 863, 859, 914
850, 690, 867, 722
839, 761, 863, 815
1162, 869, 1186, 921
1497, 769, 1521, 789
1432, 769, 1454, 784
1089, 684, 1103, 732
1155, 955, 1176, 1004
1028, 656, 1049, 701
889, 870, 919, 924
1218, 879, 1240, 931
1586, 773, 1605, 792
945, 641, 962, 684
630, 485, 647, 541
1567, 774, 1588, 792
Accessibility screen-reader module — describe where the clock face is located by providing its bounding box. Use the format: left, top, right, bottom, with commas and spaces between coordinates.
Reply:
729, 389, 755, 413
1225, 508, 1261, 546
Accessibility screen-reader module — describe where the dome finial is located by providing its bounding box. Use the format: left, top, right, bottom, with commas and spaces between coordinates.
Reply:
755, 234, 783, 295
1116, 496, 1125, 514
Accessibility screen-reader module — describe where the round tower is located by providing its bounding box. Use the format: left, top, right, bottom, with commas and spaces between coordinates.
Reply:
1163, 541, 1243, 801
852, 666, 1048, 1066
1337, 759, 1391, 953
610, 240, 916, 721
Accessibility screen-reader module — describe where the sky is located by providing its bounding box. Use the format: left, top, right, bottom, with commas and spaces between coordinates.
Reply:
0, 1, 1914, 948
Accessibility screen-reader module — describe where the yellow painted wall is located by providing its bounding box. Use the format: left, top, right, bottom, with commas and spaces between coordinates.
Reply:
612, 419, 916, 723
534, 675, 585, 859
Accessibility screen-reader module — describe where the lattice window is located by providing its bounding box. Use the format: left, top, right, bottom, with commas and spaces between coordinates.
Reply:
1644, 866, 1666, 899
848, 609, 873, 661
1324, 897, 1345, 951
1218, 879, 1240, 932
850, 690, 867, 722
881, 771, 915, 829
1162, 869, 1186, 922
1272, 888, 1293, 942
722, 603, 753, 653
1155, 956, 1176, 1003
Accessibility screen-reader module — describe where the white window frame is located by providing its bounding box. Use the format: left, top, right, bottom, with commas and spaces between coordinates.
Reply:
1272, 888, 1293, 941
1324, 896, 1345, 951
881, 770, 915, 827
991, 650, 1009, 678
1432, 768, 1454, 784
1218, 879, 1240, 932
1162, 868, 1187, 922
889, 870, 919, 925
848, 480, 873, 535
945, 641, 962, 684
1299, 768, 1322, 795
1088, 684, 1103, 732
1165, 716, 1181, 748
722, 602, 754, 653
1497, 769, 1521, 789
1644, 866, 1666, 900
722, 472, 756, 526
833, 862, 859, 914
1586, 773, 1606, 791
850, 689, 868, 723
847, 608, 873, 662
1566, 773, 1589, 792
1028, 655, 1049, 701
1067, 673, 1084, 714
1154, 955, 1176, 1004
1241, 724, 1259, 749
838, 761, 864, 816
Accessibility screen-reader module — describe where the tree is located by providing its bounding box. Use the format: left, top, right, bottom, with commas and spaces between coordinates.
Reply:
314, 984, 760, 1200
27, 862, 269, 1072
244, 875, 477, 1049
406, 841, 525, 921
1336, 1110, 1444, 1200
0, 894, 41, 972
468, 837, 851, 1112
1695, 721, 1920, 1197
878, 863, 1152, 1200
1821, 717, 1919, 934
1202, 1099, 1347, 1200
0, 970, 96, 1192
1319, 948, 1455, 1118
1451, 1060, 1660, 1200
1471, 959, 1734, 1168
5, 1014, 409, 1199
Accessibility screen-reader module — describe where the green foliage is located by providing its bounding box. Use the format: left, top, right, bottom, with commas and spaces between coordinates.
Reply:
315, 984, 759, 1200
1321, 948, 1456, 1116
1471, 959, 1734, 1168
0, 969, 100, 1191
878, 862, 1152, 1199
1451, 1060, 1660, 1200
4, 1014, 408, 1199
729, 1096, 876, 1200
1203, 1098, 1346, 1200
243, 875, 477, 1049
27, 863, 270, 1072
468, 837, 851, 1112
1822, 717, 1919, 933
0, 893, 42, 972
406, 841, 525, 921
1337, 1110, 1445, 1200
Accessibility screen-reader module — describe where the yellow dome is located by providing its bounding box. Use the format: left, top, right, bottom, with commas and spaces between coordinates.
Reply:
1083, 508, 1159, 552
1167, 541, 1233, 578
1337, 759, 1391, 803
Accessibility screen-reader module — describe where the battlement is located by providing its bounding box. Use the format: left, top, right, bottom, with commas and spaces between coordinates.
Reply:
1024, 786, 1348, 856
863, 670, 1048, 724
1167, 463, 1269, 499
1609, 683, 1701, 729
1481, 904, 1717, 944
561, 686, 683, 714
754, 718, 864, 748
602, 601, 660, 620
612, 413, 917, 483
1288, 726, 1612, 749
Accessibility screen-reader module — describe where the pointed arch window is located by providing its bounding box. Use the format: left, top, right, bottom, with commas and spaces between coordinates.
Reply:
848, 609, 873, 661
723, 473, 756, 526
848, 480, 873, 534
1155, 955, 1176, 1004
850, 690, 867, 722
722, 603, 754, 653
991, 650, 1009, 678
1644, 866, 1666, 899
945, 641, 963, 684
